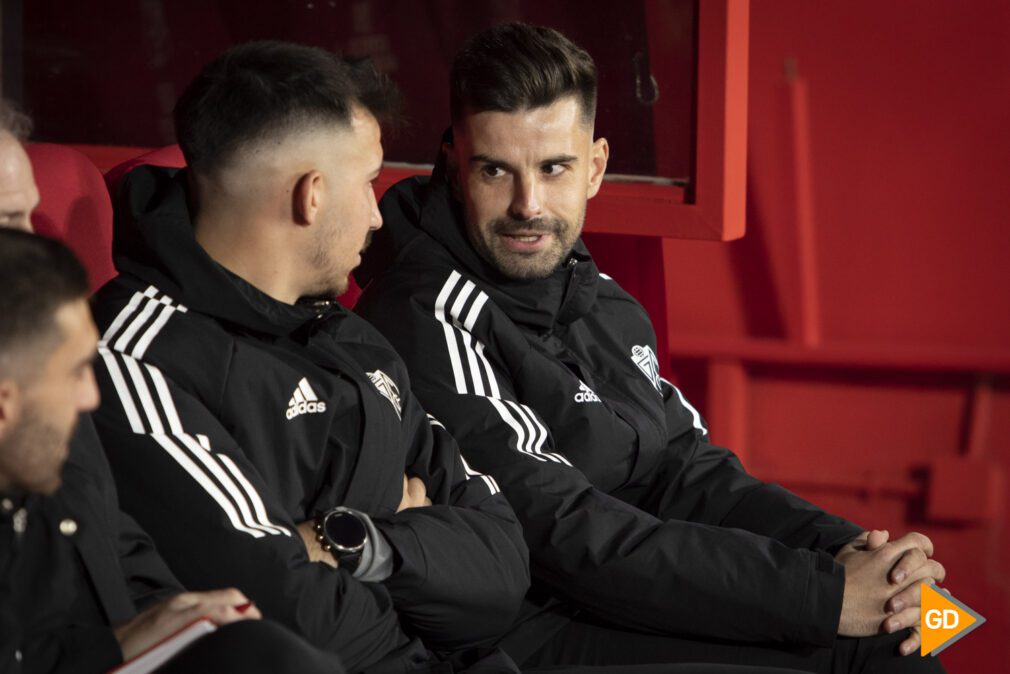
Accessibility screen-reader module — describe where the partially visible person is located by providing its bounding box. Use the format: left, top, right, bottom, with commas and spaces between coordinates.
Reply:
0, 101, 38, 231
354, 22, 946, 674
90, 41, 532, 673
0, 103, 344, 674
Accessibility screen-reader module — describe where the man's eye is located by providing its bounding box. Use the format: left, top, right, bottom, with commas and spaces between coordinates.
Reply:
481, 165, 504, 178
542, 163, 566, 176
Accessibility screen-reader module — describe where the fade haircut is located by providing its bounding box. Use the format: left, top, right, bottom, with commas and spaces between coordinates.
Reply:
450, 23, 597, 127
174, 40, 401, 178
0, 229, 89, 381
0, 98, 32, 142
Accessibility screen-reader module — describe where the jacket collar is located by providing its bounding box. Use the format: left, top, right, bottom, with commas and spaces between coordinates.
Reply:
112, 165, 337, 338
361, 173, 599, 333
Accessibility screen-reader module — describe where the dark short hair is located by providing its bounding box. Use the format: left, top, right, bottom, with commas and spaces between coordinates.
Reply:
450, 23, 597, 126
174, 40, 401, 177
0, 98, 32, 141
0, 230, 89, 379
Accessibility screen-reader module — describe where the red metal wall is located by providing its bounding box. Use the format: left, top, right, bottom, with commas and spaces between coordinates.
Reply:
590, 1, 1009, 671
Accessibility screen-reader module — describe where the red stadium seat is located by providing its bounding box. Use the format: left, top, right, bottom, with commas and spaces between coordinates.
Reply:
27, 143, 116, 291
103, 144, 186, 195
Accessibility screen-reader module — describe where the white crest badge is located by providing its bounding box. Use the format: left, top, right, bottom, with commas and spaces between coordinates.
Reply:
631, 345, 662, 392
367, 370, 402, 420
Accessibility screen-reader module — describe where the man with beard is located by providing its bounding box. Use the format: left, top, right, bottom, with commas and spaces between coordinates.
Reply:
354, 23, 947, 673
0, 228, 347, 674
89, 41, 536, 673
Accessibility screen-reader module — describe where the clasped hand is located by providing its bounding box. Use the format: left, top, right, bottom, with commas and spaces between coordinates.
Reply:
836, 529, 945, 656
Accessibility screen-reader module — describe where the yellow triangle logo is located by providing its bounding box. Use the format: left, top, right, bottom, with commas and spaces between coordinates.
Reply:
920, 584, 985, 656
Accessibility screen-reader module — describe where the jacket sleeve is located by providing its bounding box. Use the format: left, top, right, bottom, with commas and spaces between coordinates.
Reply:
68, 415, 184, 615
357, 289, 845, 647
92, 348, 421, 673
373, 380, 530, 653
645, 379, 864, 554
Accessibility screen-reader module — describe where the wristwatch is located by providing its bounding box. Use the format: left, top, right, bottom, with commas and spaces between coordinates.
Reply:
313, 507, 368, 573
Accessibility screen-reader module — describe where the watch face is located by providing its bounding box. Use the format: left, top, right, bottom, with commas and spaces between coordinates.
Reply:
324, 511, 367, 553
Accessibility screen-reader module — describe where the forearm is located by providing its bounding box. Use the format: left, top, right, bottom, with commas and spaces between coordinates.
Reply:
647, 435, 862, 551
376, 499, 530, 650
527, 483, 846, 645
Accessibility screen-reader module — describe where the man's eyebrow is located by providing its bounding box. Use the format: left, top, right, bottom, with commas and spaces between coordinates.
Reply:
469, 153, 507, 166
469, 154, 579, 166
541, 154, 578, 165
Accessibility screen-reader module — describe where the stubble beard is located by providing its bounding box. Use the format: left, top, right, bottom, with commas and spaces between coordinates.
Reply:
472, 213, 582, 281
306, 226, 374, 299
0, 404, 73, 495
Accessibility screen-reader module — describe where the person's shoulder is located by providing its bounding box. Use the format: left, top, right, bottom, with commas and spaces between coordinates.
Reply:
317, 305, 415, 387
91, 275, 235, 396
592, 269, 650, 315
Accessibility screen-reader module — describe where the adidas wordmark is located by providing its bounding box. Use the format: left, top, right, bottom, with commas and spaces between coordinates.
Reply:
574, 381, 601, 403
286, 377, 327, 420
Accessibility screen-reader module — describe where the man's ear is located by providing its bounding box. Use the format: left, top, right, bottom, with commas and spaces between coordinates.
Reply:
0, 379, 23, 445
292, 170, 324, 227
586, 137, 609, 200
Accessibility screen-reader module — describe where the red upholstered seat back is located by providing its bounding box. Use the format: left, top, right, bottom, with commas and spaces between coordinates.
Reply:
27, 143, 116, 291
103, 144, 186, 195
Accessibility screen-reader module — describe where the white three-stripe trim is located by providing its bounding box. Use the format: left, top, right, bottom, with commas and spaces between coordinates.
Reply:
434, 271, 572, 469
487, 399, 572, 467
435, 271, 500, 398
101, 285, 290, 538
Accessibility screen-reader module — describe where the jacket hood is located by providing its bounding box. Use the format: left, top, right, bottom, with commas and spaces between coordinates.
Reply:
111, 164, 331, 337
357, 172, 599, 332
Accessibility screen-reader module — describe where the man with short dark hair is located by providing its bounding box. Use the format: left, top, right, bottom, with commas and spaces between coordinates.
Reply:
355, 23, 947, 673
91, 41, 531, 673
0, 229, 346, 674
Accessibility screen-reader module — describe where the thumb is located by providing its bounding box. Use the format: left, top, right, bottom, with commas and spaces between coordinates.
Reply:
866, 529, 889, 550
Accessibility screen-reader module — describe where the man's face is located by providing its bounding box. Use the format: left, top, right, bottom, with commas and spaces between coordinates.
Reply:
308, 108, 384, 297
0, 299, 100, 494
0, 132, 39, 231
450, 96, 608, 280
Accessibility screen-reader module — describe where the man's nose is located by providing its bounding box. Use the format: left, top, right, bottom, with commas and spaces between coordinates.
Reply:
507, 174, 542, 221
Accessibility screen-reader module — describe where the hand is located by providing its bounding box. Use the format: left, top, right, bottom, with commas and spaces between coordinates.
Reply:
297, 520, 337, 568
113, 589, 260, 661
835, 530, 945, 642
397, 474, 432, 512
881, 532, 945, 656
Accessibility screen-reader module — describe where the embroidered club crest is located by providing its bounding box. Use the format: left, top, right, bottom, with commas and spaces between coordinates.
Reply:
367, 370, 402, 420
631, 345, 662, 392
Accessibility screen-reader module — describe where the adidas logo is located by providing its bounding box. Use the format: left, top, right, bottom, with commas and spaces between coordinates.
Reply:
286, 378, 327, 420
574, 381, 601, 403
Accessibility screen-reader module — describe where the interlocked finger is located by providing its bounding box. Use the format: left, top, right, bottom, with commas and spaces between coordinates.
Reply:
899, 626, 921, 656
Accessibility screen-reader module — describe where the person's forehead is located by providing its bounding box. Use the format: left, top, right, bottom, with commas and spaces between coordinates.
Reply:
52, 300, 98, 358
322, 109, 383, 175
0, 134, 38, 203
459, 97, 589, 149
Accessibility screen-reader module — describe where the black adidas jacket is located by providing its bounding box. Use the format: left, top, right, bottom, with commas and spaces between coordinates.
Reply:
354, 175, 864, 652
90, 166, 530, 673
